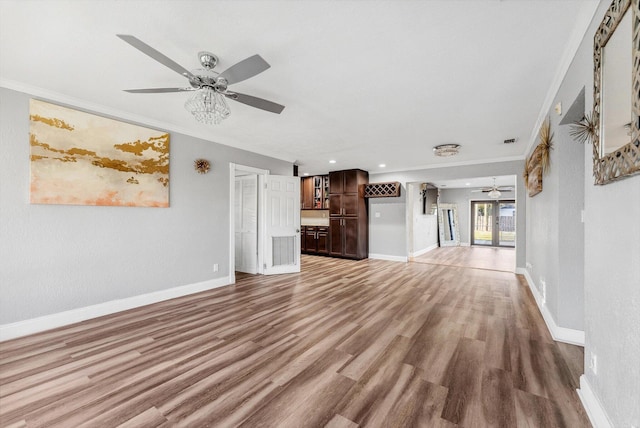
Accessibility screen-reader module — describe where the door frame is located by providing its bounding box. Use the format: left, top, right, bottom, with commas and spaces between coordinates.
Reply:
229, 163, 270, 284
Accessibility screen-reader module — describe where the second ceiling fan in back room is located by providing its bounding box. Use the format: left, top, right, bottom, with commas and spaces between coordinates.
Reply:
117, 35, 285, 125
471, 177, 514, 199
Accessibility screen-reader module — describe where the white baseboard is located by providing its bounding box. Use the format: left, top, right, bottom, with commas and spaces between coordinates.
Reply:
460, 242, 471, 247
577, 375, 613, 428
368, 253, 408, 263
520, 270, 585, 346
410, 243, 438, 257
0, 276, 232, 342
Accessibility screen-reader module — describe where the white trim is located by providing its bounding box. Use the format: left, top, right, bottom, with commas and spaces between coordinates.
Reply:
368, 253, 408, 263
524, 2, 600, 156
521, 270, 585, 346
459, 242, 471, 247
577, 375, 614, 428
0, 276, 231, 342
410, 243, 438, 257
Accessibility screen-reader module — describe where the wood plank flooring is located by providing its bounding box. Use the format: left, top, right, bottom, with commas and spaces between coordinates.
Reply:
0, 255, 589, 427
412, 246, 516, 273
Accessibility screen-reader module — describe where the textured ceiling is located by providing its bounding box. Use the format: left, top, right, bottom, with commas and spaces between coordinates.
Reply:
0, 0, 599, 176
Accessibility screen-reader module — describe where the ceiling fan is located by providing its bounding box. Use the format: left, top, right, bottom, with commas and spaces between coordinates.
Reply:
116, 35, 285, 124
471, 178, 513, 198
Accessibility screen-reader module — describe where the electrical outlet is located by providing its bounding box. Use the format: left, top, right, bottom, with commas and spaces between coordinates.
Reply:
526, 262, 532, 269
213, 263, 219, 272
590, 352, 598, 375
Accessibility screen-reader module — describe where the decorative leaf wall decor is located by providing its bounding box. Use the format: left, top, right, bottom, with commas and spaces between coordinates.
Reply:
539, 118, 554, 176
570, 113, 597, 144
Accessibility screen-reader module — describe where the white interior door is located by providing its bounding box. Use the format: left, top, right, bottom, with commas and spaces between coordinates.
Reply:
264, 175, 300, 275
234, 175, 258, 274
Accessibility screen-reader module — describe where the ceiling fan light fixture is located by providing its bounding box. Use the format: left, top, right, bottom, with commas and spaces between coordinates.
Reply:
487, 177, 501, 198
433, 144, 461, 157
488, 189, 501, 199
185, 87, 230, 124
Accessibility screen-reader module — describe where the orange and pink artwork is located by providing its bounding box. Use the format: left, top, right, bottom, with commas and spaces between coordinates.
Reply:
29, 99, 169, 207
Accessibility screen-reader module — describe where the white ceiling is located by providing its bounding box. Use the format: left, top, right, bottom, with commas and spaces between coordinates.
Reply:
0, 0, 599, 176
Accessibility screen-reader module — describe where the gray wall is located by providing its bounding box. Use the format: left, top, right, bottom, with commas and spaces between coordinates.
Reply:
439, 187, 516, 245
370, 160, 526, 269
0, 87, 292, 324
524, 67, 586, 331
564, 1, 638, 426
368, 186, 407, 258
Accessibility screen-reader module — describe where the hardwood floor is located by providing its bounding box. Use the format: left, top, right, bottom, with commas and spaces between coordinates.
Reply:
411, 246, 516, 273
0, 255, 589, 427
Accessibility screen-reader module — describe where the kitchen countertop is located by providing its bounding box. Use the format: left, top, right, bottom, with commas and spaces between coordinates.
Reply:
301, 219, 330, 227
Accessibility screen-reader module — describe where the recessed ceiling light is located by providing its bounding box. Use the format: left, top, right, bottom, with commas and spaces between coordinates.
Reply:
379, 164, 386, 168
303, 172, 309, 176
465, 182, 471, 186
329, 160, 336, 164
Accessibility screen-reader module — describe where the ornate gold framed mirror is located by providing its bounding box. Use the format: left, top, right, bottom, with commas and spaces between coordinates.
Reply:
592, 0, 640, 184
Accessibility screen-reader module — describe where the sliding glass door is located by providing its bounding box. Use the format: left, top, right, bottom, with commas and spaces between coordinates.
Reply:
471, 200, 516, 247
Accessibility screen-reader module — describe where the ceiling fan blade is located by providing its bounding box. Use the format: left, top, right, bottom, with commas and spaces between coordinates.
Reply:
124, 87, 195, 93
117, 34, 196, 80
226, 92, 285, 114
219, 55, 271, 85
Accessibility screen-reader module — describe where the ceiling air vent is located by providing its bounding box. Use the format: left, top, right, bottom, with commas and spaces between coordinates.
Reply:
503, 138, 517, 144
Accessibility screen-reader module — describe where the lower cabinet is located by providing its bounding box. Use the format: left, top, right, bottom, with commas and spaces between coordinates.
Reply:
302, 220, 365, 259
301, 226, 329, 255
330, 217, 361, 258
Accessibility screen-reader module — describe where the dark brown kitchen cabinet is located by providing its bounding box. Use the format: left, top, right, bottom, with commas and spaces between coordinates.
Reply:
330, 217, 360, 258
316, 227, 329, 254
302, 226, 329, 255
301, 177, 314, 209
328, 169, 368, 259
301, 175, 329, 210
329, 169, 360, 194
329, 193, 359, 217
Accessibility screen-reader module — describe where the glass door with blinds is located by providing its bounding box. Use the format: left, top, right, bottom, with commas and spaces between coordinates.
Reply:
471, 200, 516, 247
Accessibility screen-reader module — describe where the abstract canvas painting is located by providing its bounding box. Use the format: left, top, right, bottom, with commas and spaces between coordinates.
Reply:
29, 99, 169, 207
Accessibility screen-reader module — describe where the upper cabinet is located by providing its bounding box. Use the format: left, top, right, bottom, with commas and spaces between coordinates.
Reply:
301, 177, 314, 209
301, 175, 329, 210
329, 169, 360, 194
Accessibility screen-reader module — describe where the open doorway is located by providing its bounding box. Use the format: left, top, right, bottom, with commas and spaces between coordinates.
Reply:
229, 164, 301, 283
408, 175, 517, 272
234, 173, 258, 274
229, 163, 269, 283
